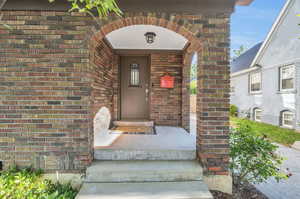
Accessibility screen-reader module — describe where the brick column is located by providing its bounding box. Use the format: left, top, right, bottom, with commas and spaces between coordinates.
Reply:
196, 14, 232, 193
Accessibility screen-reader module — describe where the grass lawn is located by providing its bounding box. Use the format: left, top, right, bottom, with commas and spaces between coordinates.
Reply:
231, 117, 300, 146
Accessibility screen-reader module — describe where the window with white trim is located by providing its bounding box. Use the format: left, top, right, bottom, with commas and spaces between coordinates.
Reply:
254, 108, 262, 122
250, 71, 261, 92
280, 65, 294, 91
281, 111, 294, 128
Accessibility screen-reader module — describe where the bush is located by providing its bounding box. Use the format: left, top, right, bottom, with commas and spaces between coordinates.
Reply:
230, 104, 238, 117
229, 124, 287, 192
0, 166, 78, 199
190, 80, 197, 94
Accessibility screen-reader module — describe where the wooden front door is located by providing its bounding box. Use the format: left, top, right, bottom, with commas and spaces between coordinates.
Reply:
120, 56, 150, 120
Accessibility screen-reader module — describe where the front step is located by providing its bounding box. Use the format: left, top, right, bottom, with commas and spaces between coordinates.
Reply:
85, 160, 203, 183
113, 120, 154, 127
76, 181, 213, 199
94, 148, 196, 160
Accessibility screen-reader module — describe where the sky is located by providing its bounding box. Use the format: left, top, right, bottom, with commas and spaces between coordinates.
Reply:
231, 0, 286, 55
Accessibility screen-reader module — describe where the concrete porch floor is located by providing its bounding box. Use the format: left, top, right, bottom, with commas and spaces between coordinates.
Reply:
94, 126, 196, 151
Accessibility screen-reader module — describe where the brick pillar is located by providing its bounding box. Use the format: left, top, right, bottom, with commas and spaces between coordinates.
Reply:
182, 51, 193, 132
196, 14, 231, 193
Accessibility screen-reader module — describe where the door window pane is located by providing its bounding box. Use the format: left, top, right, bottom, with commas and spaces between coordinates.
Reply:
130, 63, 140, 86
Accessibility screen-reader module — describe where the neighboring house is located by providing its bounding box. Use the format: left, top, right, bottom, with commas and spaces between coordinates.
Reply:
0, 0, 253, 194
231, 0, 300, 130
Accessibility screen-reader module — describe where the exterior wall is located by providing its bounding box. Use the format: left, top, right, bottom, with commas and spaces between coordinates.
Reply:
231, 64, 299, 129
196, 14, 231, 176
295, 62, 300, 130
89, 39, 115, 119
0, 10, 231, 179
150, 53, 183, 126
231, 72, 263, 118
0, 11, 93, 172
256, 0, 300, 68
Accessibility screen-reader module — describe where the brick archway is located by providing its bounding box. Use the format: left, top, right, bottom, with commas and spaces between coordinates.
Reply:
89, 14, 231, 183
89, 15, 202, 126
89, 15, 200, 133
90, 15, 202, 53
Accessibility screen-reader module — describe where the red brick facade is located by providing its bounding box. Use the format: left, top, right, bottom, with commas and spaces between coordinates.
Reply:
0, 11, 230, 176
150, 53, 183, 126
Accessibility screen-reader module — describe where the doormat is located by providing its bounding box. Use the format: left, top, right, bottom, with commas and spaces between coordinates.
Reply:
110, 126, 156, 135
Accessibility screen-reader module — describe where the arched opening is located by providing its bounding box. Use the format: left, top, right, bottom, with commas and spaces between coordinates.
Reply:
89, 18, 202, 154
190, 53, 198, 135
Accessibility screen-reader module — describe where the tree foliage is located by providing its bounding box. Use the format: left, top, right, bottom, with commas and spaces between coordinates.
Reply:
49, 0, 122, 18
232, 45, 247, 60
229, 124, 287, 188
230, 104, 238, 117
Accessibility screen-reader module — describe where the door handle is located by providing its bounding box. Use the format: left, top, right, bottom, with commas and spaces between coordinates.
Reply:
145, 84, 149, 102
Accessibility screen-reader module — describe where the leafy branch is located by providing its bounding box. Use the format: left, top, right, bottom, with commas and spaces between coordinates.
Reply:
0, 0, 10, 29
230, 124, 288, 197
49, 0, 122, 19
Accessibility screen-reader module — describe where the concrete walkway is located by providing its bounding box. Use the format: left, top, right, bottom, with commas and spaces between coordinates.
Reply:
95, 126, 196, 151
76, 181, 213, 199
255, 144, 300, 199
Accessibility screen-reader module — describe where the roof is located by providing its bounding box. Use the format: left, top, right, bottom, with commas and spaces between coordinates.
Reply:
250, 0, 292, 67
231, 42, 262, 73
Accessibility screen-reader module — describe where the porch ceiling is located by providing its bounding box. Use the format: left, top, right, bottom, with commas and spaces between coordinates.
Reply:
105, 25, 188, 50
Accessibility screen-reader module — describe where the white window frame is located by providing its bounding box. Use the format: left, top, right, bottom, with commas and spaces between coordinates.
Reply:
280, 65, 295, 91
281, 111, 294, 128
254, 108, 262, 122
249, 71, 262, 93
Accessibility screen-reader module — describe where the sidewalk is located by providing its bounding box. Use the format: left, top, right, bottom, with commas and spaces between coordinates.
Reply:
255, 145, 300, 199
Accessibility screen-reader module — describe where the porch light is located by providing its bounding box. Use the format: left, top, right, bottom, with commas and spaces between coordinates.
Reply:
144, 32, 156, 44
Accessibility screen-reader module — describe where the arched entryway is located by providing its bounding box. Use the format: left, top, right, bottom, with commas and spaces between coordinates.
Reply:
90, 17, 199, 158
87, 15, 231, 190
89, 16, 201, 125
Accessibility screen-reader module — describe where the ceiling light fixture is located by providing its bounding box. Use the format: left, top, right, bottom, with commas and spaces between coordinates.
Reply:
144, 32, 156, 44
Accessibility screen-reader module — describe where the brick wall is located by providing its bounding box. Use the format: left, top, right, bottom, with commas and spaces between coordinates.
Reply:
90, 39, 115, 118
150, 53, 183, 126
195, 14, 231, 175
0, 11, 93, 172
0, 10, 231, 177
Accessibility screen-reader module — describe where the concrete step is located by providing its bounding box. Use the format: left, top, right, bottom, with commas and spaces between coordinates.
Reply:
76, 181, 213, 199
85, 160, 203, 183
113, 120, 154, 127
94, 148, 196, 160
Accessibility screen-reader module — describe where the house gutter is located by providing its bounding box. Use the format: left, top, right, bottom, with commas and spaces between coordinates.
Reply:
231, 66, 260, 78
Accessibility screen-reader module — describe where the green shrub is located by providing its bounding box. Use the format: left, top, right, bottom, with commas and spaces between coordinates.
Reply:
0, 166, 78, 199
190, 80, 197, 94
229, 124, 287, 190
230, 104, 238, 117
